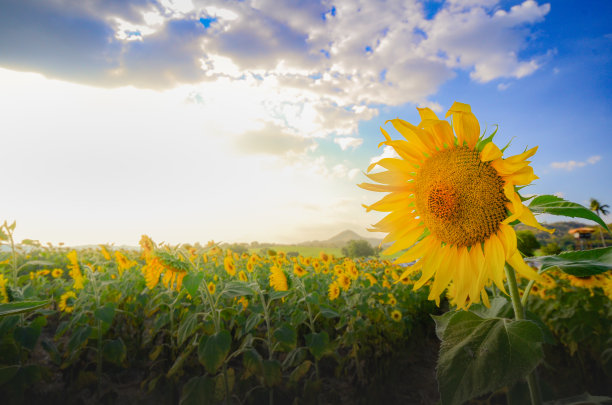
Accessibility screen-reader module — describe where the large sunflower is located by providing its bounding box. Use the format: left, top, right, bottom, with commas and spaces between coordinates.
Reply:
360, 102, 551, 309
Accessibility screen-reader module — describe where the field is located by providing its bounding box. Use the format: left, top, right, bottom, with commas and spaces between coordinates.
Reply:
0, 232, 611, 405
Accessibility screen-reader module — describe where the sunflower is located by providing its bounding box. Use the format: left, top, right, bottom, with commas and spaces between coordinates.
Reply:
328, 282, 340, 301
224, 256, 236, 276
360, 102, 550, 308
293, 264, 307, 277
238, 270, 248, 282
364, 273, 377, 286
207, 281, 216, 295
67, 250, 85, 290
337, 274, 351, 291
568, 274, 602, 289
391, 310, 402, 322
269, 265, 288, 292
51, 268, 64, 278
99, 245, 112, 261
0, 273, 8, 303
59, 290, 77, 313
115, 251, 137, 275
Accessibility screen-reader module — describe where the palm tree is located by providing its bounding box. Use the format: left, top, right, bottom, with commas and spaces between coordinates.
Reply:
590, 198, 610, 247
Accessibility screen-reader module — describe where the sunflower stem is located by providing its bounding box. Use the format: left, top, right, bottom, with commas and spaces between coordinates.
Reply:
505, 264, 542, 405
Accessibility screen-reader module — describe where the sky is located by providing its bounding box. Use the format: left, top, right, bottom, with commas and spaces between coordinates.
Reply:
0, 0, 610, 246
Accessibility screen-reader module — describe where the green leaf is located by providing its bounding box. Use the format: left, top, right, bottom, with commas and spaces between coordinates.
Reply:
0, 301, 48, 318
103, 338, 126, 365
242, 348, 263, 377
528, 195, 609, 231
198, 330, 231, 374
432, 311, 458, 340
242, 313, 261, 337
67, 325, 92, 353
318, 304, 340, 319
177, 312, 199, 346
289, 360, 312, 383
13, 316, 46, 350
269, 290, 290, 301
437, 311, 544, 405
543, 392, 612, 405
180, 376, 215, 405
469, 297, 512, 319
222, 281, 255, 299
305, 331, 330, 361
94, 303, 116, 325
182, 272, 204, 298
262, 359, 282, 387
273, 323, 297, 352
0, 365, 20, 385
529, 247, 612, 276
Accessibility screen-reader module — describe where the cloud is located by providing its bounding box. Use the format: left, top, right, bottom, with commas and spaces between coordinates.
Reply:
553, 191, 565, 198
369, 146, 400, 167
0, 0, 552, 103
550, 155, 602, 171
334, 137, 363, 150
233, 123, 316, 155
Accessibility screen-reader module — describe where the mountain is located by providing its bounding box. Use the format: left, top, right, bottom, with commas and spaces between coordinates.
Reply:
298, 229, 382, 248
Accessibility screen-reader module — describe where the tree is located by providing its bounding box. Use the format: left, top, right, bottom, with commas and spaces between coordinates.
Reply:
342, 240, 375, 258
540, 242, 562, 255
516, 230, 541, 256
589, 198, 610, 247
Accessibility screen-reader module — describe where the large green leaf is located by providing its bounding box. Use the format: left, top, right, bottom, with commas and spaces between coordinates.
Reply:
437, 311, 544, 405
198, 330, 231, 374
177, 312, 199, 346
305, 331, 330, 361
0, 301, 48, 318
103, 338, 126, 365
94, 303, 116, 325
179, 376, 215, 405
13, 315, 46, 350
273, 323, 297, 352
528, 195, 609, 231
221, 281, 255, 299
528, 247, 612, 276
182, 272, 204, 298
262, 359, 282, 387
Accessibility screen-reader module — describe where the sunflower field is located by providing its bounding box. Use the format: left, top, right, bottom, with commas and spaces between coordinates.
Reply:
0, 222, 611, 405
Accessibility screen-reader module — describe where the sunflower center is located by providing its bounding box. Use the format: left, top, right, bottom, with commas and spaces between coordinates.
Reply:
414, 146, 507, 247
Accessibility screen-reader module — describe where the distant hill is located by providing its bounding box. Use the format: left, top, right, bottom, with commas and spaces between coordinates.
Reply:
298, 229, 383, 248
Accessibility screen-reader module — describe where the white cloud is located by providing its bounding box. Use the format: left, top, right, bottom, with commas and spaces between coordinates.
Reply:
550, 155, 602, 171
334, 136, 363, 150
553, 191, 565, 198
369, 146, 400, 166
497, 82, 511, 91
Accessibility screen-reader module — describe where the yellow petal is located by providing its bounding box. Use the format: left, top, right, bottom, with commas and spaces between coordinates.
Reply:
504, 146, 538, 165
417, 107, 439, 124
394, 236, 436, 265
505, 166, 538, 186
365, 170, 411, 186
517, 206, 555, 234
480, 142, 503, 162
389, 118, 435, 155
364, 191, 413, 213
484, 235, 507, 294
382, 226, 426, 255
415, 244, 447, 290
428, 245, 455, 297
497, 223, 518, 260
446, 102, 479, 149
507, 251, 544, 282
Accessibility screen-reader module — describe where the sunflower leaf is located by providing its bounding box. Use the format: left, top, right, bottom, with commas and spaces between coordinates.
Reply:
0, 301, 49, 318
526, 247, 612, 277
528, 195, 609, 231
437, 311, 543, 405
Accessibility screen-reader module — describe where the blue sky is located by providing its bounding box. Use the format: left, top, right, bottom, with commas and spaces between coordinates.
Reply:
0, 0, 610, 245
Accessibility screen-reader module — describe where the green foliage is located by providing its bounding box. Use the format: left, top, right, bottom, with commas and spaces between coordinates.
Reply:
0, 301, 49, 318
516, 230, 541, 256
540, 242, 562, 255
435, 311, 544, 405
534, 247, 612, 276
342, 239, 376, 258
529, 195, 609, 231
